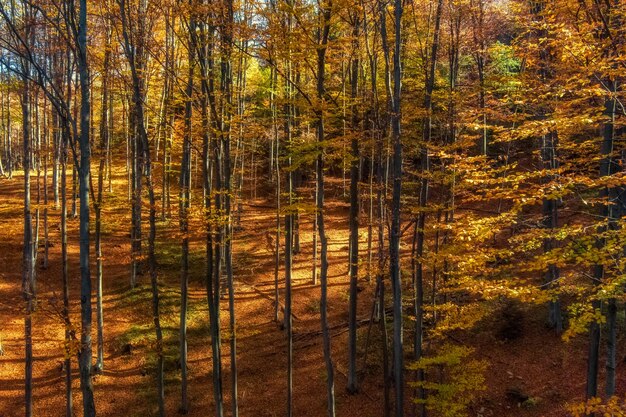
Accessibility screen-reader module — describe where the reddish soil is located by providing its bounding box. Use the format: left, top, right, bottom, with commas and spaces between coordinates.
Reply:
0, 168, 623, 417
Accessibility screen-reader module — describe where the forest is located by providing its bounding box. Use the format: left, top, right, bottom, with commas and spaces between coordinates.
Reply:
0, 0, 624, 415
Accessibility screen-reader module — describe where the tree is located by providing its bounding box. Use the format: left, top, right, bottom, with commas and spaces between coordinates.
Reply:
315, 0, 336, 415
386, 0, 403, 413
346, 3, 360, 395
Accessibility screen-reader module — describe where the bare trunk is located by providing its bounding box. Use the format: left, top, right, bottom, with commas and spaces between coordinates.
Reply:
347, 11, 360, 394
316, 4, 335, 414
61, 130, 72, 417
387, 0, 404, 412
21, 31, 34, 417
77, 0, 96, 412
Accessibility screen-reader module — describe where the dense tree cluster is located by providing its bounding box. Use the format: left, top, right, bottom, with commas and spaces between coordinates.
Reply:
0, 0, 625, 416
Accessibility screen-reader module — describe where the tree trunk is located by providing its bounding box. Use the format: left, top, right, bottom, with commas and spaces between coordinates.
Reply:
388, 0, 405, 412
42, 97, 49, 270
414, 2, 444, 414
20, 29, 34, 416
221, 0, 238, 410
606, 297, 616, 397
316, 3, 335, 414
347, 11, 360, 395
586, 85, 617, 414
179, 17, 194, 411
61, 128, 72, 417
284, 41, 294, 417
199, 14, 225, 415
77, 0, 96, 413
271, 65, 282, 321
94, 23, 111, 373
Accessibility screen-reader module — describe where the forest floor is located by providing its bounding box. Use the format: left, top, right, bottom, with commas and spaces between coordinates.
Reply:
0, 163, 624, 417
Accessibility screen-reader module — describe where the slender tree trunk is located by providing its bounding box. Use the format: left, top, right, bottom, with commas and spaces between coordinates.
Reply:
316, 3, 335, 414
53, 109, 59, 208
542, 132, 562, 333
379, 274, 391, 417
42, 97, 49, 270
387, 0, 404, 412
0, 93, 4, 178
94, 159, 104, 372
130, 93, 140, 288
200, 15, 225, 415
179, 16, 195, 411
313, 138, 318, 285
271, 66, 282, 321
221, 0, 239, 410
143, 80, 165, 417
21, 29, 34, 417
283, 40, 294, 417
61, 128, 72, 417
586, 85, 617, 414
199, 38, 225, 415
6, 85, 12, 179
107, 93, 113, 193
531, 0, 562, 334
347, 11, 360, 394
72, 162, 77, 218
606, 297, 616, 397
77, 0, 96, 413
285, 198, 294, 417
212, 131, 225, 417
94, 23, 111, 373
161, 10, 173, 221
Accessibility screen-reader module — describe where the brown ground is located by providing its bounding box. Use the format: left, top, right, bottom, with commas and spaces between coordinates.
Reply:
0, 166, 623, 417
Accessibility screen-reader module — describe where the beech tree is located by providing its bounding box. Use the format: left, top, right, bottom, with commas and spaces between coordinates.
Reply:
1, 0, 626, 416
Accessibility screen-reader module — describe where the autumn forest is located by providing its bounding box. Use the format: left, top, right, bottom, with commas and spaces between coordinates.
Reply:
0, 0, 624, 416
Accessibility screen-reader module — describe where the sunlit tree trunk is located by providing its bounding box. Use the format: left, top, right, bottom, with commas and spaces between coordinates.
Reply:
198, 8, 225, 413
283, 15, 294, 413
316, 2, 335, 415
385, 0, 405, 412
218, 0, 238, 412
93, 21, 112, 373
60, 124, 72, 417
20, 8, 34, 413
177, 8, 196, 411
77, 0, 96, 414
347, 9, 360, 395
